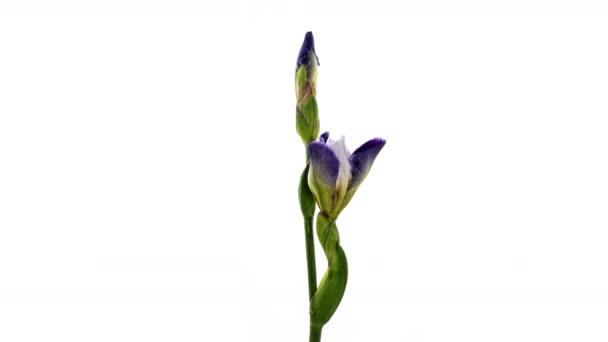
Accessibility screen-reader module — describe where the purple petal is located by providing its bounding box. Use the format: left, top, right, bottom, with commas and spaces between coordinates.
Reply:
308, 141, 339, 187
296, 32, 320, 67
349, 138, 386, 189
319, 132, 330, 143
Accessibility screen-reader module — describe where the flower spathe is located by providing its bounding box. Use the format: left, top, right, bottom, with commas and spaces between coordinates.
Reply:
308, 132, 386, 219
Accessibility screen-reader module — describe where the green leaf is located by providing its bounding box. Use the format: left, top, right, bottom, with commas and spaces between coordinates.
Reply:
309, 213, 349, 327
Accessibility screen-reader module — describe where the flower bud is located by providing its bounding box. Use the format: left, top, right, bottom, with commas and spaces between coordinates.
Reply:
295, 32, 320, 144
308, 132, 386, 219
295, 31, 319, 104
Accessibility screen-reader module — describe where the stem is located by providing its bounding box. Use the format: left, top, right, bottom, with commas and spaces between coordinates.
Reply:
304, 216, 317, 300
300, 150, 319, 340
309, 324, 322, 342
299, 152, 317, 300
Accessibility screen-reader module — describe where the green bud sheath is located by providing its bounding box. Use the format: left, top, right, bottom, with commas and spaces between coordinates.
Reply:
296, 94, 320, 144
309, 212, 348, 327
299, 163, 316, 219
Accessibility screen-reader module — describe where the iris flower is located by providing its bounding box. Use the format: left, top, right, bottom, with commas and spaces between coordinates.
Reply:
308, 132, 386, 219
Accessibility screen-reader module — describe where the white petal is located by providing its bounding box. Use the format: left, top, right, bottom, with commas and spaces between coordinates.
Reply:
327, 136, 352, 191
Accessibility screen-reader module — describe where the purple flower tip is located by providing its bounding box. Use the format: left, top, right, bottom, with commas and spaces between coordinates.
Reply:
320, 132, 330, 143
349, 138, 386, 190
297, 31, 320, 67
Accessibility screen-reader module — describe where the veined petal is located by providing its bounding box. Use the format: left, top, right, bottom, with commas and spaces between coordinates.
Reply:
338, 138, 386, 213
325, 136, 352, 218
308, 141, 340, 213
309, 142, 340, 186
326, 136, 351, 191
348, 138, 386, 190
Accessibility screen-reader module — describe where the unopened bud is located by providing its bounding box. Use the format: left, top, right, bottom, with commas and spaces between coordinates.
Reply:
295, 32, 321, 144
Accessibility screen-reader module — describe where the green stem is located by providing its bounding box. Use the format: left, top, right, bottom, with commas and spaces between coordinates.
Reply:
304, 216, 317, 300
309, 324, 322, 342
299, 153, 318, 301
300, 151, 319, 340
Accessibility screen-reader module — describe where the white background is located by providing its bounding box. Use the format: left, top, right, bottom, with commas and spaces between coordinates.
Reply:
1, 1, 607, 341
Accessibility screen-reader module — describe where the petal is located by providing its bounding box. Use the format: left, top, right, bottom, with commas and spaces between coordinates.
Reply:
327, 136, 352, 217
319, 132, 330, 143
308, 142, 339, 187
327, 136, 352, 192
308, 141, 340, 213
297, 32, 320, 67
335, 138, 385, 215
348, 138, 386, 190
